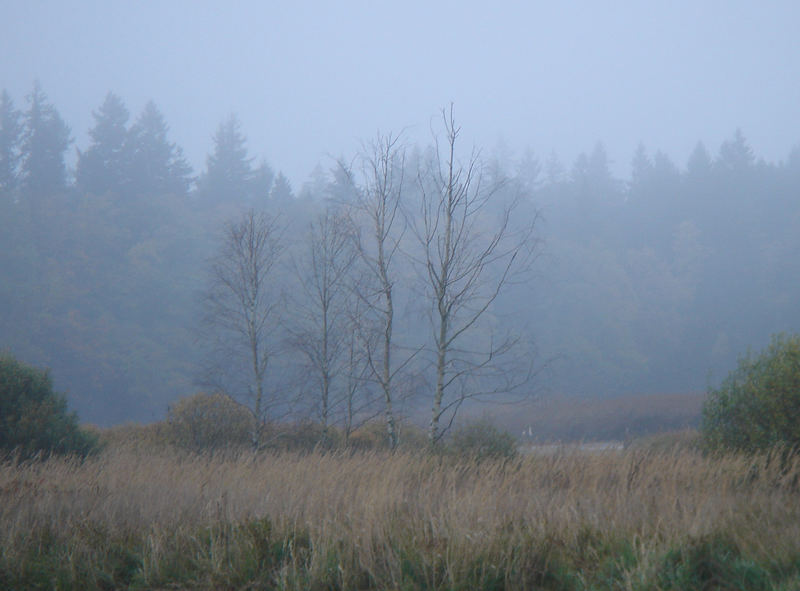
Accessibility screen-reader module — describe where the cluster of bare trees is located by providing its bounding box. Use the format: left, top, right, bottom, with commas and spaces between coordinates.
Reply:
202, 107, 540, 448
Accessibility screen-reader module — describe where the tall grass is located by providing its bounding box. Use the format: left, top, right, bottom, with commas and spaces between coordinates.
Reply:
1, 442, 799, 589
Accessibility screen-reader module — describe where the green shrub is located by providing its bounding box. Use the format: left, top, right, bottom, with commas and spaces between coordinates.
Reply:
703, 333, 800, 453
447, 418, 518, 460
0, 352, 98, 458
166, 391, 255, 452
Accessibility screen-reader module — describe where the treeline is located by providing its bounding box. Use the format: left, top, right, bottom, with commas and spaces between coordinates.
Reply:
0, 85, 299, 204
530, 135, 800, 399
1, 81, 799, 428
0, 84, 303, 424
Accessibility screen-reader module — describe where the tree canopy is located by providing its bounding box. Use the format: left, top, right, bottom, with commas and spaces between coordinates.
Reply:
76, 92, 130, 195
20, 81, 71, 197
0, 90, 22, 197
198, 113, 254, 202
124, 100, 193, 196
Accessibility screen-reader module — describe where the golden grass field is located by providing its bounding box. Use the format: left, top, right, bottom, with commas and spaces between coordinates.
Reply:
2, 435, 800, 590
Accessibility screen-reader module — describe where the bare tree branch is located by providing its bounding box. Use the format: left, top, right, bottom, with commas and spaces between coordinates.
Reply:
201, 209, 286, 448
285, 206, 361, 441
337, 132, 407, 449
413, 105, 542, 444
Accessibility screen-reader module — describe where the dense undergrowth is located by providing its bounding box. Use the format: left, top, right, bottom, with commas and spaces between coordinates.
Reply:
2, 435, 800, 590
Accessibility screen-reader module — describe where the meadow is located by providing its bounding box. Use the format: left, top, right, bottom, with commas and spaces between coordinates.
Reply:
2, 435, 800, 590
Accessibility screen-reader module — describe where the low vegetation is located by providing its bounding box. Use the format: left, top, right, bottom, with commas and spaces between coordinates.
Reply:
166, 391, 256, 452
0, 352, 98, 460
446, 417, 519, 461
1, 433, 799, 590
703, 333, 800, 453
3, 336, 800, 589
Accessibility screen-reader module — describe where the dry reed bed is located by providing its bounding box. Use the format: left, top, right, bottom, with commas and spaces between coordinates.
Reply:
1, 446, 799, 588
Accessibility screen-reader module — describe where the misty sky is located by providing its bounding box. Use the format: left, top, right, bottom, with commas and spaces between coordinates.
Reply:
2, 1, 799, 186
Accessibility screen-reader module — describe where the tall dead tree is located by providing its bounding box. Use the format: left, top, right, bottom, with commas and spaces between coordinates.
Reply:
415, 106, 540, 444
203, 209, 285, 448
342, 133, 407, 449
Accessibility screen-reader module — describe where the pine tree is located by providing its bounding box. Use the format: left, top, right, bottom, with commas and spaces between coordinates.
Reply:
270, 171, 293, 201
651, 150, 679, 184
76, 92, 130, 195
250, 160, 274, 202
0, 90, 22, 199
587, 142, 616, 197
544, 150, 565, 186
199, 113, 253, 202
630, 142, 652, 191
686, 141, 712, 180
515, 148, 541, 195
716, 128, 754, 173
570, 152, 590, 185
124, 100, 192, 196
20, 81, 72, 197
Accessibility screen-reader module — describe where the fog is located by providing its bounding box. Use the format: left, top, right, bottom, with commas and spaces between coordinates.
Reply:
1, 1, 799, 429
3, 1, 799, 184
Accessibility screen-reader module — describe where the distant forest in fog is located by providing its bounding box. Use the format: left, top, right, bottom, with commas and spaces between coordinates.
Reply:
1, 83, 799, 425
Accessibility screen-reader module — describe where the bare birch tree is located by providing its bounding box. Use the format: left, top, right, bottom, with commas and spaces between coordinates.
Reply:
415, 106, 541, 444
203, 209, 285, 448
341, 133, 407, 449
288, 207, 357, 441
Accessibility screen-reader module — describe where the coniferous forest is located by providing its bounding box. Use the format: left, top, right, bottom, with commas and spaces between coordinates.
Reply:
1, 83, 799, 428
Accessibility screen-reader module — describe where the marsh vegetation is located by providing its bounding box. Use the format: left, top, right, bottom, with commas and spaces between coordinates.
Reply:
2, 434, 799, 590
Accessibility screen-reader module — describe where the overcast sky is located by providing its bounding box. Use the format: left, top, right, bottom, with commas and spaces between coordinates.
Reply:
2, 0, 799, 186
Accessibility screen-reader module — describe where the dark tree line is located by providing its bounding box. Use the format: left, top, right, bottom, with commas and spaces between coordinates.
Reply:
0, 84, 293, 207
